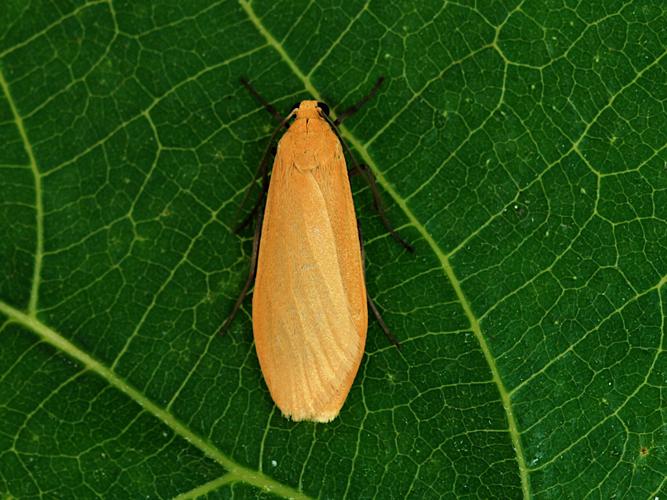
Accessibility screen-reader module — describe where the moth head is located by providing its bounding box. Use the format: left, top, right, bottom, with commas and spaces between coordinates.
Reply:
292, 100, 323, 120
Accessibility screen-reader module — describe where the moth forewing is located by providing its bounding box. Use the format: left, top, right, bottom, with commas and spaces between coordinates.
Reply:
252, 101, 367, 422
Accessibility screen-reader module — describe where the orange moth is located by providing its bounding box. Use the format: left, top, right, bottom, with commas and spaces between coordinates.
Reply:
253, 100, 366, 422
224, 79, 412, 422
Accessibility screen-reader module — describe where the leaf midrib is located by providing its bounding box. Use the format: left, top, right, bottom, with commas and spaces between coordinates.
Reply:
3, 2, 664, 498
1, 1, 531, 498
237, 0, 532, 498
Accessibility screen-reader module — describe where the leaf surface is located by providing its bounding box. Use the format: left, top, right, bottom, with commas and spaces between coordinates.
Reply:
0, 0, 665, 498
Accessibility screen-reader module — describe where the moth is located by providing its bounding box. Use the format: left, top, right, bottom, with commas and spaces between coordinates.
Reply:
222, 78, 412, 422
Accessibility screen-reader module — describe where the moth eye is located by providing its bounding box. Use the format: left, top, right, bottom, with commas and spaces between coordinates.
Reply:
317, 102, 330, 116
290, 102, 301, 111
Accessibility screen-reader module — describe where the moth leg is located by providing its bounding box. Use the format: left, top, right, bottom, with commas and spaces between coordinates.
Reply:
241, 78, 284, 124
334, 76, 384, 125
351, 163, 415, 253
358, 163, 415, 252
219, 208, 264, 336
320, 111, 413, 252
234, 114, 293, 233
234, 152, 271, 233
356, 221, 401, 348
367, 293, 401, 348
236, 79, 298, 231
225, 81, 296, 333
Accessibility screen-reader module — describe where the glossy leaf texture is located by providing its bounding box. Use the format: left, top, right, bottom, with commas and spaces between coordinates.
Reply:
0, 0, 665, 498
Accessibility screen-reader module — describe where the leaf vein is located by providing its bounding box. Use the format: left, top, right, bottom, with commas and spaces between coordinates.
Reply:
0, 300, 312, 500
237, 0, 532, 497
0, 69, 43, 315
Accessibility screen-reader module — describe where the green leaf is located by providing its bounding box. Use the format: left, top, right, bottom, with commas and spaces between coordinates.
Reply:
0, 0, 665, 498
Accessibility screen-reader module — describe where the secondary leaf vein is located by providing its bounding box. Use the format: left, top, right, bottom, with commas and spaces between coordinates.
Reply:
0, 301, 311, 500
0, 69, 43, 316
238, 0, 532, 498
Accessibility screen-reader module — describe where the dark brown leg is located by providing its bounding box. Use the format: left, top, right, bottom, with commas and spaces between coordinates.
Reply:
367, 293, 401, 347
354, 163, 414, 252
234, 112, 294, 233
357, 222, 401, 348
324, 110, 414, 252
234, 159, 270, 233
334, 77, 385, 125
219, 208, 264, 336
241, 78, 285, 125
222, 80, 292, 334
